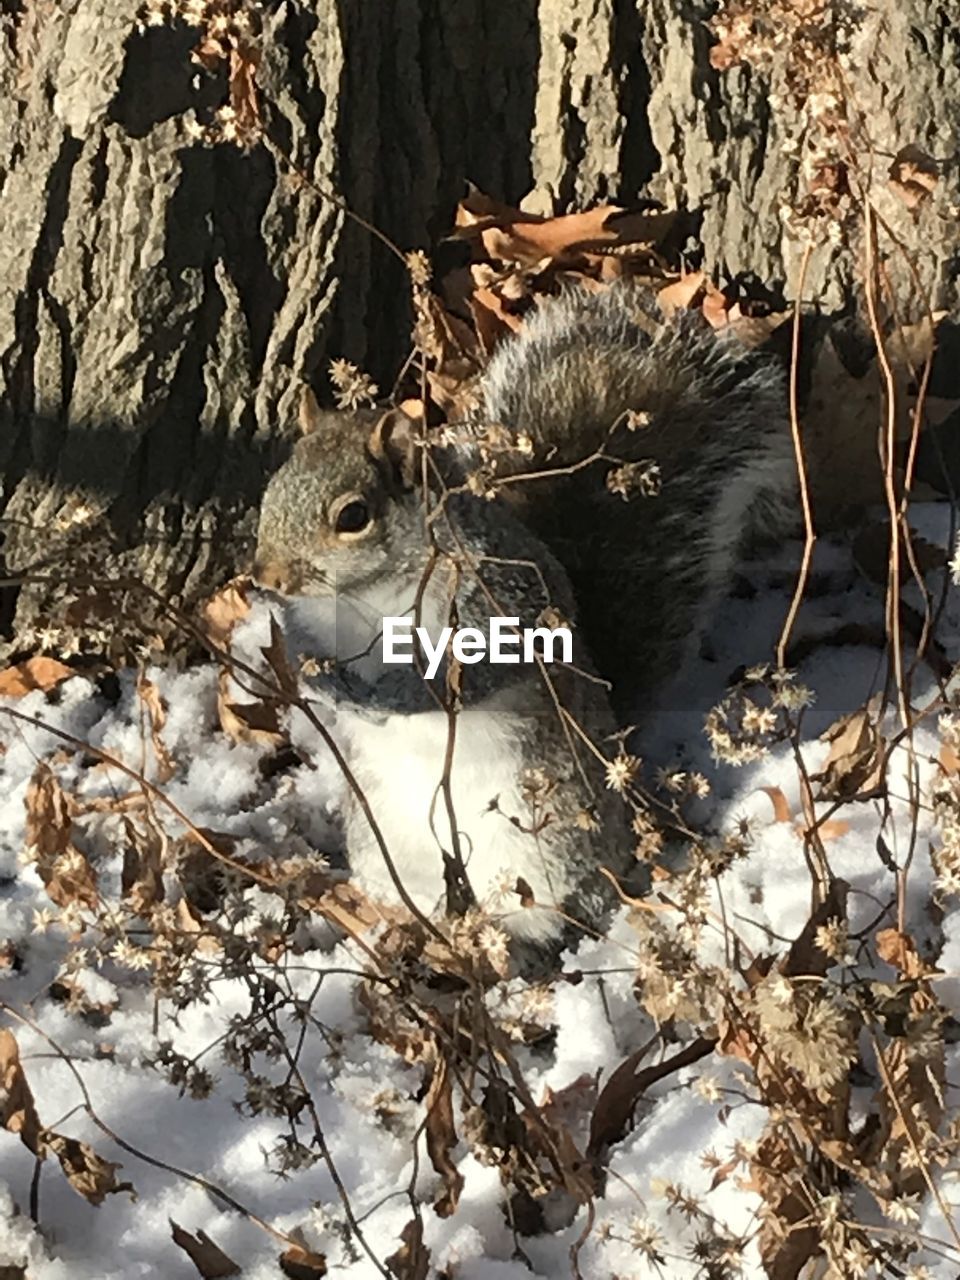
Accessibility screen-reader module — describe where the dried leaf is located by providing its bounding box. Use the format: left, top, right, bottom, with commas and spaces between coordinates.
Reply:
42, 1131, 134, 1205
940, 740, 960, 776
302, 878, 407, 934
725, 308, 791, 350
261, 613, 299, 702
454, 185, 543, 233
279, 1242, 328, 1279
121, 815, 165, 916
216, 667, 285, 748
810, 818, 851, 842
424, 1055, 464, 1217
0, 656, 75, 698
538, 1073, 598, 1136
24, 764, 98, 910
813, 696, 886, 800
200, 580, 251, 650
656, 271, 706, 316
480, 206, 676, 268
137, 673, 175, 783
175, 898, 223, 956
700, 281, 733, 331
45, 846, 98, 912
760, 785, 792, 824
469, 286, 524, 355
875, 928, 936, 979
588, 1037, 715, 1155
170, 1221, 240, 1278
49, 976, 118, 1027
742, 953, 776, 987
24, 761, 72, 863
754, 1149, 822, 1278
228, 42, 260, 137
385, 1219, 430, 1280
0, 1030, 42, 1155
514, 876, 535, 908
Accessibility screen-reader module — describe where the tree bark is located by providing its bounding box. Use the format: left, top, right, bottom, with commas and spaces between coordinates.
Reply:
0, 0, 956, 651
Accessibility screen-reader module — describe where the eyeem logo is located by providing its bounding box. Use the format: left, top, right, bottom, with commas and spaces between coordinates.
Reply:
382, 616, 572, 679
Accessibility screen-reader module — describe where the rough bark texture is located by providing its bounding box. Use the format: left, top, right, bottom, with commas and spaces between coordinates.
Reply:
0, 0, 956, 650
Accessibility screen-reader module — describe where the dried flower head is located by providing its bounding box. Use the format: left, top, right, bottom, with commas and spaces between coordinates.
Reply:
605, 460, 662, 501
605, 751, 640, 793
329, 358, 379, 409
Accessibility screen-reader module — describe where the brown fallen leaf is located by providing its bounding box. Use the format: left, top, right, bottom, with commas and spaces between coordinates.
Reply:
24, 760, 74, 861
44, 846, 98, 913
137, 673, 176, 783
120, 815, 165, 917
454, 184, 544, 234
261, 612, 300, 703
480, 206, 676, 268
49, 975, 118, 1027
469, 285, 525, 355
217, 666, 285, 748
228, 42, 260, 139
279, 1242, 328, 1279
808, 818, 851, 841
200, 579, 251, 650
301, 878, 408, 934
424, 1054, 464, 1217
760, 785, 793, 824
656, 270, 706, 316
24, 763, 98, 911
170, 1221, 240, 1278
0, 656, 75, 698
724, 306, 791, 350
41, 1131, 134, 1205
538, 1073, 598, 1138
886, 309, 947, 373
175, 898, 224, 956
875, 927, 937, 979
941, 740, 960, 775
588, 1037, 715, 1155
0, 1029, 42, 1154
514, 876, 535, 909
700, 280, 733, 331
385, 1218, 430, 1280
813, 695, 886, 800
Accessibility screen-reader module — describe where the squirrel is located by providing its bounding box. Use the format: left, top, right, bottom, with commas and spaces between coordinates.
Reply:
253, 284, 795, 961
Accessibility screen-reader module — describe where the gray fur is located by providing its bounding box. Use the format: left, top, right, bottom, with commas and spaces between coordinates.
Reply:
254, 284, 795, 957
475, 286, 795, 710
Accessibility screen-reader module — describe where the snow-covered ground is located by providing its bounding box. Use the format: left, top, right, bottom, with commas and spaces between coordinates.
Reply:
0, 512, 958, 1278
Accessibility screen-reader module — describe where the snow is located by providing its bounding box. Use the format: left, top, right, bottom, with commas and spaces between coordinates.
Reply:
0, 518, 958, 1277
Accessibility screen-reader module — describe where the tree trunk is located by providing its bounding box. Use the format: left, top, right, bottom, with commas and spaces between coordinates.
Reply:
0, 0, 956, 651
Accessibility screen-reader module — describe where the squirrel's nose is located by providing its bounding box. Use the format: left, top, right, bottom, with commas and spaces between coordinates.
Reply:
253, 559, 292, 592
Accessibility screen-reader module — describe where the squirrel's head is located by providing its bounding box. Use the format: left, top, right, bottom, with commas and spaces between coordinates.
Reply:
254, 390, 424, 599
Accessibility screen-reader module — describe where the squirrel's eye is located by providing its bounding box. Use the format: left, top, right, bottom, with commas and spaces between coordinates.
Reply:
334, 499, 371, 534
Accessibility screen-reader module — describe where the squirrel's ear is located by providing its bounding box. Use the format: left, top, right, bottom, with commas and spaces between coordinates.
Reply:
299, 385, 324, 436
369, 409, 419, 491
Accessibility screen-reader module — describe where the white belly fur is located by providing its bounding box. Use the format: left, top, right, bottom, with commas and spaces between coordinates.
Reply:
341, 699, 565, 942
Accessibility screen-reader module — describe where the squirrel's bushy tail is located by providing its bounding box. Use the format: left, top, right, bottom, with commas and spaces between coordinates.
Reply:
475, 285, 796, 712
